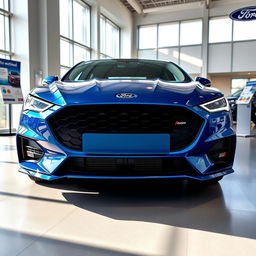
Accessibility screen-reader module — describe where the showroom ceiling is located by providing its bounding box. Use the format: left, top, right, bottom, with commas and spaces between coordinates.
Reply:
120, 0, 222, 13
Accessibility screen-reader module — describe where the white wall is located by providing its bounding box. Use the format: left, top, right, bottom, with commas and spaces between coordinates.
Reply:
135, 3, 204, 26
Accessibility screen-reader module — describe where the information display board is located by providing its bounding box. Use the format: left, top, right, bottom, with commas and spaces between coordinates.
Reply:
237, 81, 256, 105
0, 58, 23, 104
236, 81, 256, 137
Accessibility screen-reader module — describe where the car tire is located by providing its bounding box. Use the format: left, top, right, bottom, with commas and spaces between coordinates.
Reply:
205, 176, 223, 184
190, 176, 223, 186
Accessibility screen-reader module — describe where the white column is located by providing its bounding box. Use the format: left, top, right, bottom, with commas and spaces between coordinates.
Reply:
39, 0, 60, 78
11, 0, 31, 96
90, 4, 101, 59
201, 4, 209, 78
12, 0, 60, 94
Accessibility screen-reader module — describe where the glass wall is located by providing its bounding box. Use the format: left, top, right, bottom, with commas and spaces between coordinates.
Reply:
138, 19, 203, 74
209, 16, 256, 43
180, 19, 202, 46
100, 15, 120, 59
231, 78, 256, 94
158, 22, 179, 48
0, 0, 11, 131
233, 20, 256, 41
59, 0, 91, 76
209, 17, 232, 43
138, 19, 202, 63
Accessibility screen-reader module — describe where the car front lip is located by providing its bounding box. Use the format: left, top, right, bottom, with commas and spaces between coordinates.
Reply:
19, 166, 234, 181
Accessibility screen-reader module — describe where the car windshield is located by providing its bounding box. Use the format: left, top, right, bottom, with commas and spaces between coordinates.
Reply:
232, 89, 242, 97
11, 72, 19, 75
62, 59, 192, 83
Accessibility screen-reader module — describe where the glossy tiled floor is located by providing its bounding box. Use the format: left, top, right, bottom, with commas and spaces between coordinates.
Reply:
0, 135, 256, 256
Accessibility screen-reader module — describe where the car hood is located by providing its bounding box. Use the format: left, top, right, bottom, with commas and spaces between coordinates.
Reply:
31, 79, 223, 107
227, 96, 237, 100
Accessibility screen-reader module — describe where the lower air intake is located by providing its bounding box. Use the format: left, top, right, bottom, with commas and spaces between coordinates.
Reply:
17, 136, 44, 162
54, 157, 198, 177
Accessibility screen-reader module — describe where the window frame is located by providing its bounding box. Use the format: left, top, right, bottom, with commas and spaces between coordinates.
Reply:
0, 0, 15, 134
137, 18, 203, 65
209, 15, 256, 44
0, 0, 13, 58
100, 14, 121, 59
59, 0, 91, 74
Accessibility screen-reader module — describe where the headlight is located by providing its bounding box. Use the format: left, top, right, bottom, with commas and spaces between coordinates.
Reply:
200, 96, 230, 113
24, 95, 54, 112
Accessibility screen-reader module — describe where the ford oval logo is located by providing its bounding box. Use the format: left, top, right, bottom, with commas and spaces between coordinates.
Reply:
230, 6, 256, 21
116, 93, 138, 99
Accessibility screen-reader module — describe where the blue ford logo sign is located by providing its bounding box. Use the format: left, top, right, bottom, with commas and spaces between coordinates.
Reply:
230, 6, 256, 21
116, 93, 137, 99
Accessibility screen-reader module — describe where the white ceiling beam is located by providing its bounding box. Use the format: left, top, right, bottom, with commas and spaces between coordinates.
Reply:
206, 0, 211, 9
143, 1, 204, 14
126, 0, 143, 14
211, 0, 256, 5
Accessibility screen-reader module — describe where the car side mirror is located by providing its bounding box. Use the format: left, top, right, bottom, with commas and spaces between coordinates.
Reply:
195, 77, 211, 87
42, 76, 58, 86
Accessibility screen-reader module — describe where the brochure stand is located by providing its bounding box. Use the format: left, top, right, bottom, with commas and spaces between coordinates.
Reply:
236, 81, 256, 137
0, 58, 23, 136
0, 105, 15, 136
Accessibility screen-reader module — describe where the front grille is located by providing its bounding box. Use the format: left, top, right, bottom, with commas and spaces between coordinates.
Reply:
48, 104, 204, 151
54, 157, 198, 177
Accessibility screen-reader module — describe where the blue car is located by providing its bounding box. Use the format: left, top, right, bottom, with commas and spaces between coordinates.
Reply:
17, 59, 236, 182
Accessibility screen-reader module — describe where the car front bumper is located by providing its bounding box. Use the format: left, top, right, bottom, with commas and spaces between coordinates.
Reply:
17, 104, 236, 181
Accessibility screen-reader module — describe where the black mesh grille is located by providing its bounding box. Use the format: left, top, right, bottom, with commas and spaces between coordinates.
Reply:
54, 157, 198, 177
48, 104, 204, 151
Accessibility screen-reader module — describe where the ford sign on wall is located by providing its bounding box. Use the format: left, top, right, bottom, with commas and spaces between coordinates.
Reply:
230, 6, 256, 21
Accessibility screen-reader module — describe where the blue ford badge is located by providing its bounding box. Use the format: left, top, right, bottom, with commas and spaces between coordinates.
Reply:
230, 6, 256, 21
116, 93, 138, 99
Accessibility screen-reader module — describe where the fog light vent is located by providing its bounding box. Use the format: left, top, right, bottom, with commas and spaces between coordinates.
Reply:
18, 136, 44, 162
207, 137, 235, 167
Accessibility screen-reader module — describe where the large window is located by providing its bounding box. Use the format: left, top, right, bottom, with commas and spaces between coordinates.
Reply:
209, 17, 232, 43
138, 19, 202, 58
209, 16, 256, 43
59, 0, 91, 76
138, 19, 203, 74
139, 25, 157, 49
0, 0, 10, 58
0, 0, 12, 131
100, 15, 120, 59
233, 20, 256, 41
158, 22, 179, 48
180, 19, 202, 46
231, 78, 256, 94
